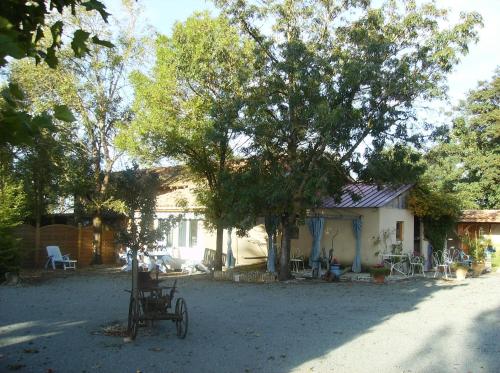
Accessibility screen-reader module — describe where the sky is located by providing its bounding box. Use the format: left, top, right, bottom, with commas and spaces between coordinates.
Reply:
106, 0, 499, 103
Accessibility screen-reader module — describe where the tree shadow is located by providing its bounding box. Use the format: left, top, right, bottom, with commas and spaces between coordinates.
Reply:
1, 273, 497, 373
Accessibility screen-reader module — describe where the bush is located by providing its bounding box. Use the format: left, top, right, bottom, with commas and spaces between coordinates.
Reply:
0, 229, 21, 281
369, 265, 390, 276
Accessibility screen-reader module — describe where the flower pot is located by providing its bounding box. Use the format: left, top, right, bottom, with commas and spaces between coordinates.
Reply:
455, 267, 467, 281
471, 263, 485, 277
330, 264, 342, 277
372, 274, 385, 284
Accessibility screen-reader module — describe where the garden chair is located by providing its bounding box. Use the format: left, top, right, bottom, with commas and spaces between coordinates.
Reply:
458, 249, 472, 267
290, 248, 305, 272
409, 254, 425, 277
432, 252, 449, 279
45, 246, 77, 270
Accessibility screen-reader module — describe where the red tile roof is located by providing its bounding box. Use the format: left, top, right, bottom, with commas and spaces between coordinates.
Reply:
459, 210, 500, 223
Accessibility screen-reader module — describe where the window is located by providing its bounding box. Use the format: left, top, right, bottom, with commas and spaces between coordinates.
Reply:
158, 219, 173, 247
178, 220, 187, 247
157, 217, 199, 249
189, 220, 198, 247
396, 221, 404, 242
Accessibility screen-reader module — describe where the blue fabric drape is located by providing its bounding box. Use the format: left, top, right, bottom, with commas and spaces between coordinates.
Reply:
265, 216, 279, 273
351, 218, 362, 273
307, 217, 325, 270
426, 243, 433, 271
226, 228, 235, 268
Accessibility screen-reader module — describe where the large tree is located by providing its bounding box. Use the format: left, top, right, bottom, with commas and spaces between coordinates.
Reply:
120, 13, 254, 271
425, 69, 500, 209
217, 0, 482, 279
7, 2, 148, 264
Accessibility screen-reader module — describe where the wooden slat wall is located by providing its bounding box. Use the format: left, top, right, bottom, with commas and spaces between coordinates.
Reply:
13, 224, 119, 268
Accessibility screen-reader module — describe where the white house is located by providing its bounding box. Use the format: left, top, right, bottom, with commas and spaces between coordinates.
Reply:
152, 167, 421, 270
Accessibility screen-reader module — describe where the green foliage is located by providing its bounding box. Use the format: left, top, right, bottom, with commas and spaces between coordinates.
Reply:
408, 183, 461, 251
112, 166, 161, 254
460, 230, 488, 263
0, 82, 73, 147
369, 265, 390, 276
215, 0, 481, 278
0, 0, 111, 68
450, 262, 469, 271
360, 145, 426, 185
0, 153, 26, 279
0, 232, 21, 280
425, 69, 500, 209
216, 0, 481, 211
0, 0, 112, 147
492, 253, 500, 268
0, 172, 26, 229
120, 13, 255, 269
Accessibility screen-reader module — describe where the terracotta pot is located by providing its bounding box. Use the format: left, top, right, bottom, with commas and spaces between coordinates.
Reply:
471, 263, 485, 277
372, 274, 385, 284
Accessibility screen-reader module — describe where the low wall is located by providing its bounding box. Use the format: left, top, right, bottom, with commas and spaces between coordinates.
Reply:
13, 224, 119, 268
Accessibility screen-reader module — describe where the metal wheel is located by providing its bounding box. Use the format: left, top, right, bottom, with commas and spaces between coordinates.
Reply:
127, 296, 140, 340
175, 297, 188, 339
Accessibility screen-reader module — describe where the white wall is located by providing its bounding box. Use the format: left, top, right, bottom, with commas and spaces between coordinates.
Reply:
203, 222, 268, 266
377, 208, 414, 255
154, 207, 415, 269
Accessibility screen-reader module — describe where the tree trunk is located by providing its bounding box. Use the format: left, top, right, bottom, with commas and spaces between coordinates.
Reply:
91, 213, 103, 265
214, 223, 224, 271
34, 218, 40, 267
278, 214, 293, 281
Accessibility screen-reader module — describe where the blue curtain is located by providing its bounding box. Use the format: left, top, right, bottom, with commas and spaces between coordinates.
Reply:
265, 216, 279, 273
226, 228, 235, 268
307, 217, 325, 270
352, 218, 362, 273
426, 243, 433, 271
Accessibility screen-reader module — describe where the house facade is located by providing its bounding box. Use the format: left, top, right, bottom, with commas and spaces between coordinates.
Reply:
153, 167, 419, 269
288, 184, 417, 267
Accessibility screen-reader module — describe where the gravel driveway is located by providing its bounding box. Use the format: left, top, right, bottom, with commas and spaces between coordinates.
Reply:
1, 269, 499, 373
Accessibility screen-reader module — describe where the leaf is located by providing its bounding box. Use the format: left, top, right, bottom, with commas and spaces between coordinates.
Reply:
8, 83, 25, 100
0, 34, 25, 59
50, 21, 63, 47
82, 0, 111, 22
45, 47, 58, 68
71, 30, 90, 58
53, 105, 76, 122
91, 36, 114, 49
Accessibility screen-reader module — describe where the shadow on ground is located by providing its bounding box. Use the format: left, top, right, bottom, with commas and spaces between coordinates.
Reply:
0, 269, 498, 373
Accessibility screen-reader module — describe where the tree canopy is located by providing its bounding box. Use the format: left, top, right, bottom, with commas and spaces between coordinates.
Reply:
119, 12, 255, 270
425, 68, 500, 209
0, 0, 112, 147
216, 0, 482, 279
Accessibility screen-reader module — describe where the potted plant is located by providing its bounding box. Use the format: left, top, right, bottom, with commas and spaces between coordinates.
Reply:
460, 230, 487, 276
450, 262, 468, 281
369, 264, 390, 284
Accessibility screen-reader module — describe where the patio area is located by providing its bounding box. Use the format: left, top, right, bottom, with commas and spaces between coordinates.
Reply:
1, 267, 499, 373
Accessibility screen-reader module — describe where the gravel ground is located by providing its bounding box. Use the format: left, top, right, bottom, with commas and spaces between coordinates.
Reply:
0, 269, 499, 373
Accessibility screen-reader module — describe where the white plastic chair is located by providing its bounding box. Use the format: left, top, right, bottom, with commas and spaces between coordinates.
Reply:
45, 246, 77, 270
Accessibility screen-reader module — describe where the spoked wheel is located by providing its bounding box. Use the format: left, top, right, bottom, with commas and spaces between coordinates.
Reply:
175, 297, 188, 339
127, 296, 140, 340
